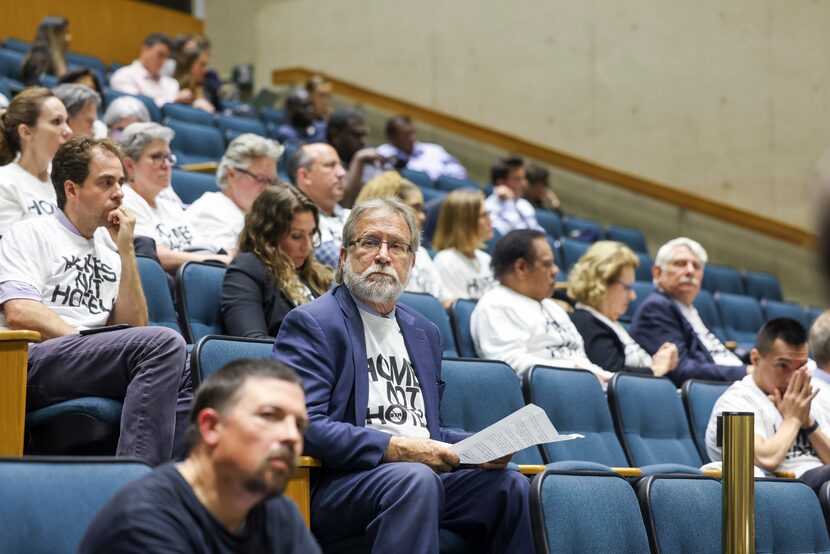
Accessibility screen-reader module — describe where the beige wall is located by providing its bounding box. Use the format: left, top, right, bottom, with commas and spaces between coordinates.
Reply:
205, 0, 830, 304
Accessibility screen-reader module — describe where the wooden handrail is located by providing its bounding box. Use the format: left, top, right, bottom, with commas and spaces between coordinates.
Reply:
273, 67, 815, 250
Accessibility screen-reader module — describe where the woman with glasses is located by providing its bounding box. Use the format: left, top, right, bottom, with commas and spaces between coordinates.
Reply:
0, 87, 72, 234
118, 122, 230, 273
355, 171, 453, 307
568, 240, 678, 376
221, 186, 332, 339
432, 188, 496, 299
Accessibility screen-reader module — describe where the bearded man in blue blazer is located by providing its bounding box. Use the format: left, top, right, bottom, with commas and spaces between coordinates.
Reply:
273, 198, 533, 554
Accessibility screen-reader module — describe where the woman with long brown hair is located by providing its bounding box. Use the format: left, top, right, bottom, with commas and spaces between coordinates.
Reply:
221, 185, 333, 338
0, 87, 72, 234
21, 16, 71, 86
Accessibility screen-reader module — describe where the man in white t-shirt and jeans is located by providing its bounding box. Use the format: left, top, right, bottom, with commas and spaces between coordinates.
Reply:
273, 198, 533, 553
0, 136, 190, 466
706, 317, 830, 491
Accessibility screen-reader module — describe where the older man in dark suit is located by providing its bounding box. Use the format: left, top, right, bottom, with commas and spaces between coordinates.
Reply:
273, 198, 533, 554
630, 237, 747, 386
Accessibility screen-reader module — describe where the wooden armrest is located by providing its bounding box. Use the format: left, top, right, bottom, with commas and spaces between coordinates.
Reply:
298, 456, 321, 468
773, 471, 795, 479
0, 329, 42, 456
0, 330, 41, 343
179, 162, 218, 173
702, 469, 723, 478
724, 341, 737, 351
517, 465, 643, 477
518, 465, 546, 475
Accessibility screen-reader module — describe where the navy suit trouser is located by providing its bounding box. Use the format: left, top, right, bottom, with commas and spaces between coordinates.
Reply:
311, 462, 534, 553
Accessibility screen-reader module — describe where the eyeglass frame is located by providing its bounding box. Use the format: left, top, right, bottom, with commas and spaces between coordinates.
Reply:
348, 236, 414, 257
147, 152, 177, 166
233, 166, 279, 187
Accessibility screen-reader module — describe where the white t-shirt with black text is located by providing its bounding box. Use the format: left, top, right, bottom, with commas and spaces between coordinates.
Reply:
0, 162, 57, 235
406, 246, 451, 302
184, 191, 244, 252
432, 248, 496, 300
123, 185, 203, 251
359, 307, 429, 438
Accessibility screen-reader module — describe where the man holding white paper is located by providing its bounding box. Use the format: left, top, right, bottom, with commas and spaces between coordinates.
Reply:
273, 198, 533, 553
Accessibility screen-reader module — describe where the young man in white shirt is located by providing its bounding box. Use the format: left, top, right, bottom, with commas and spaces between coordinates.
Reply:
109, 34, 191, 108
706, 318, 830, 491
0, 136, 190, 466
471, 229, 612, 383
483, 156, 544, 237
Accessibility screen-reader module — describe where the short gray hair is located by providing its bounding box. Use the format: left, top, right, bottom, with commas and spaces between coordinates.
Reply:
654, 237, 708, 269
810, 310, 830, 368
334, 198, 421, 283
103, 96, 150, 127
51, 83, 101, 117
217, 133, 284, 190
286, 143, 318, 184
117, 122, 174, 160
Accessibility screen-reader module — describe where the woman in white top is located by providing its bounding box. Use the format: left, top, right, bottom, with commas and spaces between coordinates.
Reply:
432, 188, 496, 299
568, 240, 678, 376
355, 171, 453, 307
119, 122, 230, 273
0, 87, 73, 234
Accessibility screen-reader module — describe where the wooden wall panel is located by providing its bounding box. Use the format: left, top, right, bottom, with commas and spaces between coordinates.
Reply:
1, 0, 202, 66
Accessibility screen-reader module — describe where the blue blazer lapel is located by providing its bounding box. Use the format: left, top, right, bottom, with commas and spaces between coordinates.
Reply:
334, 287, 370, 426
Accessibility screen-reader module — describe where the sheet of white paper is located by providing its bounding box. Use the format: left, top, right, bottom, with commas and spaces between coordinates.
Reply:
449, 404, 582, 464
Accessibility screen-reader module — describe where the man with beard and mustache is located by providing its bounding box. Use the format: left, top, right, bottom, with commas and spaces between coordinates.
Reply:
630, 237, 747, 385
273, 198, 534, 554
80, 359, 320, 553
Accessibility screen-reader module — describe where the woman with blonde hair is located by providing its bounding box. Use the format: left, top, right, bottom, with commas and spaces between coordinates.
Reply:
221, 185, 332, 339
356, 171, 453, 305
21, 16, 71, 86
432, 188, 496, 299
568, 240, 678, 375
0, 87, 72, 233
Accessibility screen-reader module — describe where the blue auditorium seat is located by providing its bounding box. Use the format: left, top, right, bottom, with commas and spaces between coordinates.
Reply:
448, 298, 478, 358
39, 74, 59, 88
65, 51, 107, 74
191, 334, 274, 388
607, 224, 648, 254
562, 215, 604, 242
171, 168, 220, 205
0, 77, 11, 99
560, 238, 590, 272
167, 119, 226, 166
436, 175, 480, 191
1, 38, 30, 53
701, 263, 744, 295
259, 106, 285, 125
25, 397, 122, 456
216, 114, 267, 141
693, 289, 727, 341
400, 168, 434, 189
548, 238, 565, 281
607, 372, 703, 471
715, 292, 763, 353
0, 48, 24, 81
761, 299, 808, 327
635, 252, 653, 281
743, 270, 783, 302
680, 379, 730, 463
756, 479, 830, 553
482, 228, 502, 255
530, 469, 651, 553
0, 457, 151, 553
536, 209, 563, 239
440, 358, 542, 465
162, 102, 215, 126
103, 88, 161, 122
420, 186, 448, 203
176, 261, 227, 343
636, 475, 722, 554
619, 281, 655, 324
136, 256, 181, 334
398, 292, 457, 356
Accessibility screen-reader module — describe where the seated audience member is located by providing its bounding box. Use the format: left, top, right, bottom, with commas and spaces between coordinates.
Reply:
222, 186, 332, 339
809, 310, 830, 424
568, 241, 678, 376
484, 156, 544, 236
0, 136, 190, 465
355, 171, 453, 306
20, 16, 70, 86
0, 87, 72, 233
286, 143, 348, 266
174, 45, 220, 113
51, 83, 101, 138
274, 87, 326, 146
327, 108, 387, 207
273, 199, 533, 553
377, 115, 468, 182
524, 164, 561, 214
471, 229, 612, 382
79, 359, 320, 553
103, 96, 151, 140
706, 318, 830, 491
306, 74, 332, 122
630, 237, 746, 385
186, 133, 283, 254
57, 67, 103, 94
110, 34, 190, 107
432, 188, 496, 299
119, 123, 231, 272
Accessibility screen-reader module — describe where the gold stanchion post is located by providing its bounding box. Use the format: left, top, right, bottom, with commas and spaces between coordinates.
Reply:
719, 411, 755, 554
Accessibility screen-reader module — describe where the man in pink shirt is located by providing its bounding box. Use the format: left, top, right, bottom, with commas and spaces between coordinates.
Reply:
110, 34, 192, 107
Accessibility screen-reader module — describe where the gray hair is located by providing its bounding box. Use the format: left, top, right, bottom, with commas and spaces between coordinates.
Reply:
654, 237, 708, 269
217, 133, 284, 190
51, 83, 101, 117
103, 96, 150, 127
286, 143, 318, 185
810, 310, 830, 368
334, 198, 421, 283
117, 122, 174, 160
